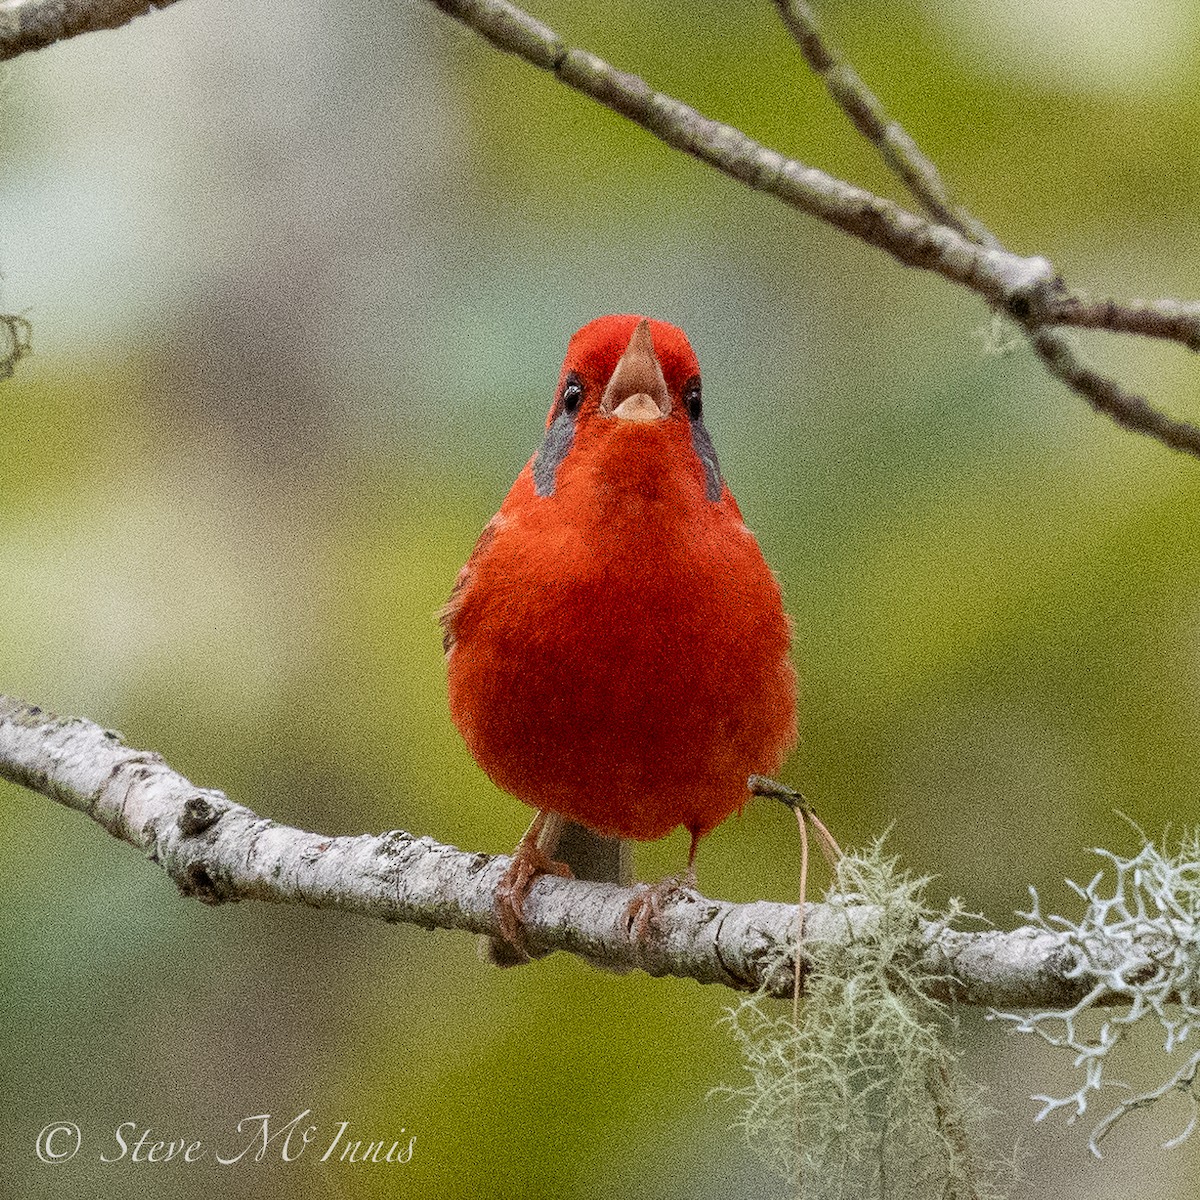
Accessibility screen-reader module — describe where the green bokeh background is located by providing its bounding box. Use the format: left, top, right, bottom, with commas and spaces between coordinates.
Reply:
3, 1, 1199, 1196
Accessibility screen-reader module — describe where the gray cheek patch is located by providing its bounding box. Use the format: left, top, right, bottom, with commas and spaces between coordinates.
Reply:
533, 411, 577, 497
690, 418, 724, 501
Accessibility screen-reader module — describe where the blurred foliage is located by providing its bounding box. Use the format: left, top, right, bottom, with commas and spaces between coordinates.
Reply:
2, 0, 1200, 1197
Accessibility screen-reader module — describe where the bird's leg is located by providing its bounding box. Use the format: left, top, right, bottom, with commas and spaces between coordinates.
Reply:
494, 809, 574, 953
624, 828, 702, 940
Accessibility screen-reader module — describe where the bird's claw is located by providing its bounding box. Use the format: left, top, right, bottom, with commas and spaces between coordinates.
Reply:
623, 873, 696, 941
494, 843, 574, 953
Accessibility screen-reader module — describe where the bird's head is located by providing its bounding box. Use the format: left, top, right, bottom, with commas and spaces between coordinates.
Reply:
532, 314, 723, 502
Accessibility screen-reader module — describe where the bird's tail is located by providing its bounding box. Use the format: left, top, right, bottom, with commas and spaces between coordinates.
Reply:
554, 817, 632, 888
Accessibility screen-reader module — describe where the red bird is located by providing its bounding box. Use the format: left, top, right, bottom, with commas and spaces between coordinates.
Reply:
441, 315, 796, 952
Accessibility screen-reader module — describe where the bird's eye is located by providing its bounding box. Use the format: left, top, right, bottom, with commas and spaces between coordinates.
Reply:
561, 376, 584, 415
684, 378, 702, 421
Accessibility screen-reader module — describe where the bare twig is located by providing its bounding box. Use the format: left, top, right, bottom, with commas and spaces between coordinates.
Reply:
3, 0, 1196, 454
771, 0, 996, 249
0, 0, 182, 61
431, 0, 1200, 460
770, 0, 1200, 457
749, 775, 843, 866
1024, 325, 1200, 453
793, 807, 807, 1025
1045, 291, 1200, 350
0, 693, 1181, 1008
430, 1, 1055, 313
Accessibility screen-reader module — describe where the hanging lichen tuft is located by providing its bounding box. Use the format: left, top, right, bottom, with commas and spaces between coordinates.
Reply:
722, 841, 1002, 1200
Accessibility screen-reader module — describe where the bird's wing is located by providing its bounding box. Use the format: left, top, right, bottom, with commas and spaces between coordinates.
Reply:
438, 516, 500, 655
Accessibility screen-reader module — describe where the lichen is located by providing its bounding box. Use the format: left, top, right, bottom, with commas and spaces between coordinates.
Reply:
0, 314, 32, 379
721, 841, 1000, 1199
993, 831, 1200, 1156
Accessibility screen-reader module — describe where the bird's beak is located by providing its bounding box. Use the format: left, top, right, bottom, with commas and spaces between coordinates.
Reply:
601, 319, 671, 422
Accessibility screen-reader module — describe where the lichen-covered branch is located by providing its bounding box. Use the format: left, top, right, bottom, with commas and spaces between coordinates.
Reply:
995, 837, 1200, 1156
0, 693, 1175, 1008
0, 0, 181, 61
724, 850, 997, 1195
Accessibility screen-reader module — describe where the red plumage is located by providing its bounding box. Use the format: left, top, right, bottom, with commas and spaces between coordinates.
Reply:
442, 315, 796, 939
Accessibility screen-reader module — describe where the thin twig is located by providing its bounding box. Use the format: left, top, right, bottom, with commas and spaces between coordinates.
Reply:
1024, 325, 1200, 453
750, 775, 843, 866
769, 0, 1200, 457
794, 807, 808, 1026
430, 1, 1055, 312
774, 0, 1200, 352
1045, 292, 1200, 351
772, 0, 996, 249
3, 0, 1197, 454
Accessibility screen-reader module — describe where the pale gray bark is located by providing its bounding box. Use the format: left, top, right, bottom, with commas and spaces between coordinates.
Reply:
430, 0, 1200, 459
2, 0, 1199, 456
0, 694, 1149, 1006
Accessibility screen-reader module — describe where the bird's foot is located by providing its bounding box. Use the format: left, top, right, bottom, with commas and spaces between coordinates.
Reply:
624, 870, 698, 941
495, 840, 574, 954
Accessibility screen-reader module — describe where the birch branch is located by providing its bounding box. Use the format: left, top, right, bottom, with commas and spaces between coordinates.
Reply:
0, 694, 1167, 1007
0, 0, 181, 60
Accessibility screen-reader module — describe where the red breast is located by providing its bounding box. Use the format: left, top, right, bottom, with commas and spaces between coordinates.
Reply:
442, 314, 797, 842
